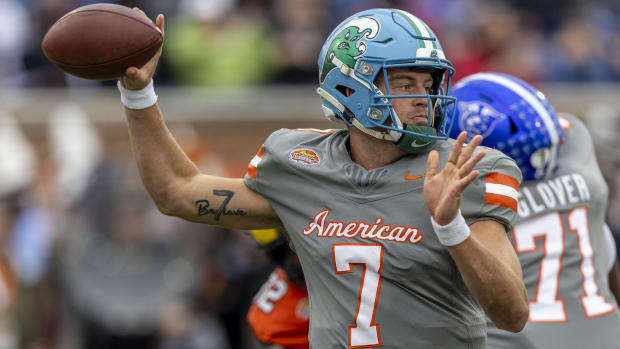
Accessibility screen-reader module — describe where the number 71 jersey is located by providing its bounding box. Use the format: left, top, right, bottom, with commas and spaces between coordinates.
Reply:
245, 128, 522, 348
487, 114, 620, 349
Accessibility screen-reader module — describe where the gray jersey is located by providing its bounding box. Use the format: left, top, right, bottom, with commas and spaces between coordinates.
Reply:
487, 114, 620, 349
245, 128, 521, 348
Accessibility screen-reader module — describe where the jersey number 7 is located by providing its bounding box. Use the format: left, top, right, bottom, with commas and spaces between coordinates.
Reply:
513, 206, 615, 322
333, 244, 383, 348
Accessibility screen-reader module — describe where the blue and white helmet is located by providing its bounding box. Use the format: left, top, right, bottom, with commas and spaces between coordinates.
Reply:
449, 72, 563, 181
316, 8, 456, 149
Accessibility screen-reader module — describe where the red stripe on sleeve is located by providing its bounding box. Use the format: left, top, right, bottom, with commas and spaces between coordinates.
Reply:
485, 193, 518, 212
486, 172, 519, 191
246, 147, 264, 179
247, 165, 258, 179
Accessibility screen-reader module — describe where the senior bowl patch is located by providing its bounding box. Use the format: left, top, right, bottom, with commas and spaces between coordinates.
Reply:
290, 149, 320, 165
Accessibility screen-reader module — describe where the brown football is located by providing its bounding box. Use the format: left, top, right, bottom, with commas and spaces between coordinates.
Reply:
41, 3, 162, 80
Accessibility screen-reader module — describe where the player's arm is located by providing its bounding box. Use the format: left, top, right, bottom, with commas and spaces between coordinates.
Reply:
126, 105, 279, 228
119, 10, 280, 230
447, 220, 528, 332
424, 131, 528, 333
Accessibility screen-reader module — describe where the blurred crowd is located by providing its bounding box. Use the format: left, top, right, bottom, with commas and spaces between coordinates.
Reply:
0, 99, 284, 349
0, 102, 278, 349
1, 0, 620, 348
2, 0, 620, 88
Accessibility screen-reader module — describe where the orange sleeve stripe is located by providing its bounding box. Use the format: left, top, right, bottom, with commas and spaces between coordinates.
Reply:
485, 193, 518, 212
486, 172, 519, 190
247, 165, 258, 179
246, 147, 264, 179
257, 147, 265, 158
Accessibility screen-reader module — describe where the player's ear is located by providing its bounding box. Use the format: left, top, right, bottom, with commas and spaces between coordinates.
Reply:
345, 88, 354, 97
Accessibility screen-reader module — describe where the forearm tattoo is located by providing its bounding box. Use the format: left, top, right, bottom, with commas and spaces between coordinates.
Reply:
196, 190, 247, 221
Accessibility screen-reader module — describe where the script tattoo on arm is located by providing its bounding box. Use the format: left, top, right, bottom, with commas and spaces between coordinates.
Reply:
195, 190, 247, 221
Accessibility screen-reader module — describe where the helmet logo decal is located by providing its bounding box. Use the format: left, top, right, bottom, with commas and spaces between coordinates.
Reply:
290, 149, 321, 165
457, 101, 506, 141
320, 18, 379, 83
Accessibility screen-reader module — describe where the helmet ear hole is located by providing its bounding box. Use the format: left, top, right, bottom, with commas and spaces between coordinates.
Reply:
509, 117, 519, 135
336, 85, 355, 97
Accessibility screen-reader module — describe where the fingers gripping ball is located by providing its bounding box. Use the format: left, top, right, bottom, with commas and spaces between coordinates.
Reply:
41, 4, 162, 80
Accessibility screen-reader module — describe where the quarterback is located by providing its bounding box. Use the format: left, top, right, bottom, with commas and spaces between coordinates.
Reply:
117, 8, 528, 348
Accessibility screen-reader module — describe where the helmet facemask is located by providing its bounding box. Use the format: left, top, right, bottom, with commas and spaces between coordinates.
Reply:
368, 64, 456, 154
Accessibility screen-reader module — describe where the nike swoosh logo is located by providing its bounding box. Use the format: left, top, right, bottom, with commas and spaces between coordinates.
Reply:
410, 140, 431, 148
404, 172, 426, 181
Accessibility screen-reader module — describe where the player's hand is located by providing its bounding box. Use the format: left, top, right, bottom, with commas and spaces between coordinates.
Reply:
120, 8, 164, 90
424, 131, 485, 225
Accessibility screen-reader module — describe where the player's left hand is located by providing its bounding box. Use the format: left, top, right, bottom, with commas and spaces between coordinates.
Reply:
424, 131, 485, 225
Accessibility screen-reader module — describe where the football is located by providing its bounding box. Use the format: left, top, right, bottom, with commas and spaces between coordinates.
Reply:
41, 3, 163, 80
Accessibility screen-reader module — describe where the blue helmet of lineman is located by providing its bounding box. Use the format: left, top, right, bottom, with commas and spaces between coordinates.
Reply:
316, 8, 456, 154
448, 72, 563, 181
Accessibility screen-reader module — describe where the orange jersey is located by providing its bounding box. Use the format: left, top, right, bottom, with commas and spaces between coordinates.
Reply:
247, 268, 309, 349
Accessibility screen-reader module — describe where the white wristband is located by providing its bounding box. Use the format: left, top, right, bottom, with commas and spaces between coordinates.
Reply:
117, 80, 158, 110
430, 210, 471, 246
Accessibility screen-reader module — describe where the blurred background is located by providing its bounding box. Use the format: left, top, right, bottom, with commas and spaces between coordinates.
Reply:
1, 0, 620, 348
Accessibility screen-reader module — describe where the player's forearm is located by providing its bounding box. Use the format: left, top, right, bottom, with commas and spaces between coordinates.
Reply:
448, 237, 528, 332
125, 104, 200, 214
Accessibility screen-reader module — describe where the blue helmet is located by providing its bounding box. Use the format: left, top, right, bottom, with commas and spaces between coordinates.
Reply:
316, 8, 456, 152
449, 72, 563, 181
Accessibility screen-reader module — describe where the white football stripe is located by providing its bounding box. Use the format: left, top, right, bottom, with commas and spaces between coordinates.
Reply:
486, 183, 519, 201
399, 11, 439, 50
403, 12, 431, 38
250, 154, 262, 167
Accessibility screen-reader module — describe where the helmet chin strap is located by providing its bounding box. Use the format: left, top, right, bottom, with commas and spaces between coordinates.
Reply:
351, 118, 400, 141
395, 100, 441, 154
395, 125, 437, 154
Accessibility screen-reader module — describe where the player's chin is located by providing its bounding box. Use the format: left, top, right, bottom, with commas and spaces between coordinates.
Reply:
407, 116, 428, 126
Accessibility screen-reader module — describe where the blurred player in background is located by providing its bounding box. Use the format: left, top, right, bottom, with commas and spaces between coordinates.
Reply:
0, 195, 18, 349
117, 8, 529, 348
246, 229, 308, 349
449, 72, 620, 349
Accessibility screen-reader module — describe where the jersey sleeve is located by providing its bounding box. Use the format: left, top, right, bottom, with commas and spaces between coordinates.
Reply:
243, 128, 337, 208
461, 149, 523, 232
244, 129, 285, 196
